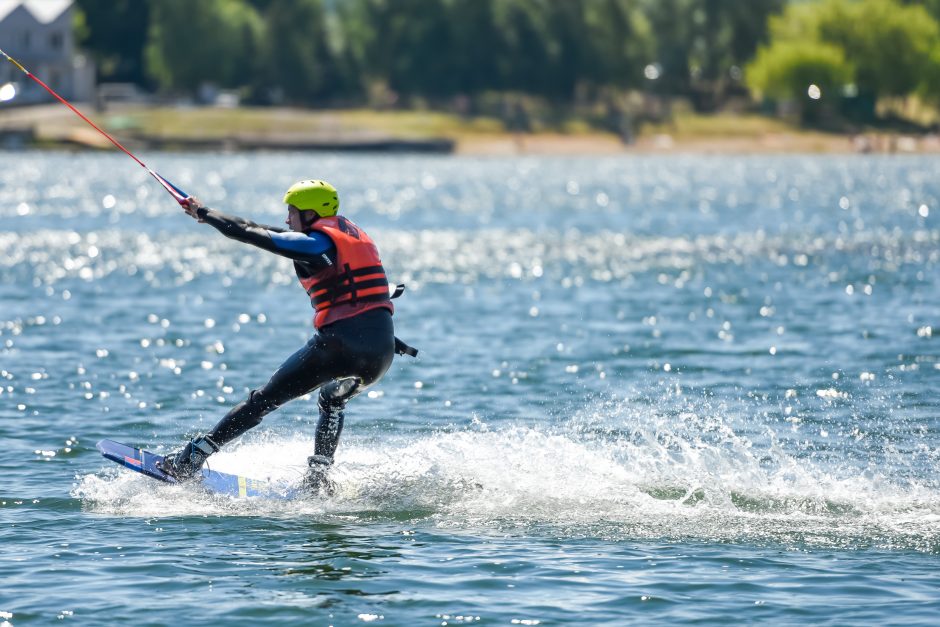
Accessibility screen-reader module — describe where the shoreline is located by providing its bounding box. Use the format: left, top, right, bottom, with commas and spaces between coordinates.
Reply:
7, 131, 938, 156
2, 103, 938, 156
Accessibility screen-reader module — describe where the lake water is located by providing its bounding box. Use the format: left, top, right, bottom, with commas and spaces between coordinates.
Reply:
0, 151, 938, 625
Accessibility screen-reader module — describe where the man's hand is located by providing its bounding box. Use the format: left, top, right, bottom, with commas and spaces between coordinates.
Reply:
182, 196, 207, 222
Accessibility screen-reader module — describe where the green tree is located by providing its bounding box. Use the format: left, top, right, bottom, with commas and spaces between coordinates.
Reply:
548, 0, 653, 98
747, 40, 853, 104
580, 0, 653, 90
340, 0, 652, 103
918, 43, 940, 106
818, 0, 939, 98
74, 0, 152, 85
901, 0, 940, 21
262, 0, 340, 104
490, 0, 556, 95
444, 0, 506, 95
640, 0, 785, 107
752, 0, 940, 121
342, 0, 456, 101
747, 42, 852, 126
145, 0, 264, 92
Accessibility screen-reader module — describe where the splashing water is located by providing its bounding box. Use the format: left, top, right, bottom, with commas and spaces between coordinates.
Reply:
74, 394, 940, 555
4, 152, 940, 624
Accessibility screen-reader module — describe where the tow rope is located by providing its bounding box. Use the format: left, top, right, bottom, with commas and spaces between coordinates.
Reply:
1, 47, 188, 205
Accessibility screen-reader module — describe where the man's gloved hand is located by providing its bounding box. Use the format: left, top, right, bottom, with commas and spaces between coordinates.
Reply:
182, 196, 207, 222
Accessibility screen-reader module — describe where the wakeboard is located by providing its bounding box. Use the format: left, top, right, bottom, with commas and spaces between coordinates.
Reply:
96, 439, 298, 500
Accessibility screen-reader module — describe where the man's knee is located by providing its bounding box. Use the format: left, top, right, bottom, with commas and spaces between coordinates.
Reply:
318, 378, 361, 413
209, 387, 277, 444
242, 388, 279, 426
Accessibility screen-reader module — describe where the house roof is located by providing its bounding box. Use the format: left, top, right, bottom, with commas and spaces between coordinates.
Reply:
0, 0, 72, 25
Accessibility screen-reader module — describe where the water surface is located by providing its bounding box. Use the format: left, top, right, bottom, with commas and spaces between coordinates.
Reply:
1, 152, 939, 625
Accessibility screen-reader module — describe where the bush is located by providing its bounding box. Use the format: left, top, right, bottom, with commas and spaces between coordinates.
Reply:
747, 0, 940, 125
747, 40, 852, 103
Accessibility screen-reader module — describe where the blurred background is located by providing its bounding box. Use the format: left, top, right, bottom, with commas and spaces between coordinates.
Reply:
1, 0, 940, 153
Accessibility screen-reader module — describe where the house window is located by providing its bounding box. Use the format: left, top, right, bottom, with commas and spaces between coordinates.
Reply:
50, 32, 64, 50
21, 31, 31, 49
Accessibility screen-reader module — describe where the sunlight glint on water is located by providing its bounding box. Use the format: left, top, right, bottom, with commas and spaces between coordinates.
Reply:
1, 152, 938, 624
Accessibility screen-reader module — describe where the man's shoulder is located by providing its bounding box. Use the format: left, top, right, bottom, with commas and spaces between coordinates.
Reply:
271, 229, 335, 254
275, 231, 313, 241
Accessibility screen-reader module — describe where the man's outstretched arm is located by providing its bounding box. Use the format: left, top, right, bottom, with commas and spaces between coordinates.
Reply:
183, 197, 334, 267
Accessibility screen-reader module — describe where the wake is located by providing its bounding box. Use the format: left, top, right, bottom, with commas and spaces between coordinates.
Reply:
75, 411, 940, 553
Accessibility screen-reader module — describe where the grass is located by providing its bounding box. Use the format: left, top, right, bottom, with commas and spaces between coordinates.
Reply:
98, 106, 508, 139
6, 101, 888, 153
100, 104, 822, 143
640, 109, 802, 140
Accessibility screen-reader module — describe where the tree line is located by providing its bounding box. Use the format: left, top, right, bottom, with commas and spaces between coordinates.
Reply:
75, 0, 940, 125
747, 0, 940, 124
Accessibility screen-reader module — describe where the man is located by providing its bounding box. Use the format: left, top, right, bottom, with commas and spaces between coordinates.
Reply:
160, 180, 415, 491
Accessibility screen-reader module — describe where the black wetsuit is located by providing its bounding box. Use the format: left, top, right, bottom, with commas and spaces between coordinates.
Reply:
195, 207, 395, 460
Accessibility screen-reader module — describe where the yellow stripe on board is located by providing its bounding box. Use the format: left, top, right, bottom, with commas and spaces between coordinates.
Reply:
238, 476, 247, 497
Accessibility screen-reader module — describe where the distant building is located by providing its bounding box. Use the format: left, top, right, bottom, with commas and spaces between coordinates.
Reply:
0, 0, 94, 105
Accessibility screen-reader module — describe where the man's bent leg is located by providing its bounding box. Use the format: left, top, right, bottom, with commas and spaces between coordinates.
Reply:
305, 378, 362, 494
166, 338, 335, 479
208, 339, 335, 446
207, 387, 283, 446
314, 377, 362, 460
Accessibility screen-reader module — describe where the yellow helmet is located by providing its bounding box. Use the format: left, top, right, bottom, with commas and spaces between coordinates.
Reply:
283, 180, 339, 217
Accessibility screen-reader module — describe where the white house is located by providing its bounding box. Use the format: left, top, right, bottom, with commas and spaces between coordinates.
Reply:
0, 0, 94, 104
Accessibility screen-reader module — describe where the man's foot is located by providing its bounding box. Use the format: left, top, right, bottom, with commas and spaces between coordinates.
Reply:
159, 435, 219, 481
302, 454, 335, 496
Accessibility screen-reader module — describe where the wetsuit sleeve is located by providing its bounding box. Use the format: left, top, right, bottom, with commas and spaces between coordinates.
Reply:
196, 207, 335, 267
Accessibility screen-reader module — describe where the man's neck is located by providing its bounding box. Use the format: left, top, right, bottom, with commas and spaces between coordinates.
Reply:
300, 215, 321, 232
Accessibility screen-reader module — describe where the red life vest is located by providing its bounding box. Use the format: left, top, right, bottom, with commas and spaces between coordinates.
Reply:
300, 215, 393, 329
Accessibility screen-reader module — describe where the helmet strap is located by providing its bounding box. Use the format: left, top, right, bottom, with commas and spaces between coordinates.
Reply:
300, 210, 321, 231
